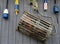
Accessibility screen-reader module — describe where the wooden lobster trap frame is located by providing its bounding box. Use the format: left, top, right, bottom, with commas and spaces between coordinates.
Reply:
16, 11, 54, 41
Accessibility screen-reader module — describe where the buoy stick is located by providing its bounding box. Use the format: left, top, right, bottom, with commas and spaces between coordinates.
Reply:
15, 0, 19, 15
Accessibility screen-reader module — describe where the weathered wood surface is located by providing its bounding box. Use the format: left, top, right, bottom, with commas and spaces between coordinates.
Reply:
0, 0, 60, 44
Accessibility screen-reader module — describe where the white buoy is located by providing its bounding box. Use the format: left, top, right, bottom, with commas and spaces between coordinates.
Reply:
2, 0, 9, 19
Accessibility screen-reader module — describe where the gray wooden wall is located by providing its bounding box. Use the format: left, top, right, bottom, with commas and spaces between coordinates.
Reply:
0, 0, 60, 44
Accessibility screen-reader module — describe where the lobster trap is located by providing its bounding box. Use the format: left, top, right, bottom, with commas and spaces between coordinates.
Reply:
16, 11, 54, 41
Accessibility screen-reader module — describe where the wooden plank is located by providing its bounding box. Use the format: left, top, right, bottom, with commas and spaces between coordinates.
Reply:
30, 0, 38, 44
49, 0, 59, 44
0, 0, 2, 44
57, 0, 60, 44
37, 0, 49, 44
15, 0, 23, 44
1, 0, 9, 44
8, 0, 16, 44
22, 0, 31, 44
